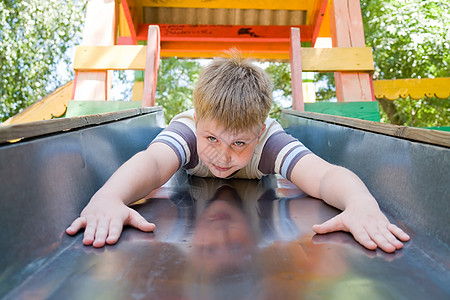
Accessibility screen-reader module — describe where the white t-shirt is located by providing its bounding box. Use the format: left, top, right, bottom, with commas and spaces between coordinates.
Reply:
151, 109, 312, 180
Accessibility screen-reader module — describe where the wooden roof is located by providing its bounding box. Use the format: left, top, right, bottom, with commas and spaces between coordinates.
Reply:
118, 0, 331, 59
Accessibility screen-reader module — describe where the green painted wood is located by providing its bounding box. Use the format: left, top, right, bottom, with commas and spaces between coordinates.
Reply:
305, 101, 380, 122
66, 101, 143, 117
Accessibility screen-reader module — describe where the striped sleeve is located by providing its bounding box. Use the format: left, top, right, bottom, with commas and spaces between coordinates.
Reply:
150, 121, 198, 169
258, 130, 312, 180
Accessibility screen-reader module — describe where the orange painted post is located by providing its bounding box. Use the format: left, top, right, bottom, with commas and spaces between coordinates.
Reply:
290, 28, 305, 112
142, 25, 161, 107
120, 0, 138, 45
311, 0, 329, 47
329, 0, 374, 102
134, 24, 313, 59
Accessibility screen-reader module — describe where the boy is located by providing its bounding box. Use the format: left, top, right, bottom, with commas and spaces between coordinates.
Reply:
66, 51, 410, 253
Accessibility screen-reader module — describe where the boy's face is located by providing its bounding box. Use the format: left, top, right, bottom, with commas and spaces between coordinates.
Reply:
196, 118, 264, 178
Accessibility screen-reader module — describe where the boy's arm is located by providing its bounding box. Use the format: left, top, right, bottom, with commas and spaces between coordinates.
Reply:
290, 154, 410, 253
66, 142, 180, 247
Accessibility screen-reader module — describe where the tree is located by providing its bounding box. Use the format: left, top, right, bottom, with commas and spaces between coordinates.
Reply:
155, 58, 203, 122
314, 0, 449, 127
0, 0, 85, 122
362, 0, 450, 126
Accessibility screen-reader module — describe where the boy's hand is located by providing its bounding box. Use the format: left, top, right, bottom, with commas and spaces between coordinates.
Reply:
66, 198, 155, 248
312, 203, 410, 253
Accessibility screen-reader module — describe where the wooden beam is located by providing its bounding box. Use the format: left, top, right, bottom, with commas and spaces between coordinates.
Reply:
311, 0, 329, 46
0, 107, 163, 145
73, 0, 117, 101
318, 2, 331, 38
1, 82, 73, 126
142, 25, 160, 107
283, 110, 450, 148
136, 24, 313, 42
290, 28, 304, 111
120, 0, 138, 44
373, 78, 450, 100
330, 0, 374, 102
121, 24, 315, 59
74, 45, 374, 71
139, 0, 311, 10
74, 45, 147, 70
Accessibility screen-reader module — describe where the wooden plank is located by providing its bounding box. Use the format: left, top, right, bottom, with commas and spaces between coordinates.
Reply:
136, 24, 313, 42
0, 107, 163, 145
305, 101, 380, 121
132, 81, 144, 101
311, 0, 328, 46
74, 45, 373, 71
317, 1, 331, 38
330, 0, 374, 102
120, 0, 138, 44
301, 47, 373, 71
73, 70, 110, 100
283, 110, 450, 148
290, 28, 304, 111
142, 25, 160, 107
73, 0, 117, 101
65, 100, 143, 117
1, 81, 73, 126
74, 45, 147, 70
139, 0, 312, 10
373, 78, 450, 100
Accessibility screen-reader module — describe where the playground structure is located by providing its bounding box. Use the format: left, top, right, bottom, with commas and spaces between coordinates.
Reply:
2, 0, 449, 125
0, 106, 449, 298
0, 1, 449, 298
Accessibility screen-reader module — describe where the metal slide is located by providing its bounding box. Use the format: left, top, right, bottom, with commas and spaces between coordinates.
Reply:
0, 108, 448, 299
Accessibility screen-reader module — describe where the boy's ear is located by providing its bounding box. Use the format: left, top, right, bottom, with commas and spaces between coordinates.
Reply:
257, 124, 266, 142
193, 113, 196, 121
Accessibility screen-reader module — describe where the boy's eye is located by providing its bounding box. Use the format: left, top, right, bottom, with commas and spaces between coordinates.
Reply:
207, 136, 217, 142
234, 141, 245, 146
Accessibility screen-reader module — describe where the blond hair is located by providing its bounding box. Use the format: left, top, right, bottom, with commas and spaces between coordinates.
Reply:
193, 50, 273, 132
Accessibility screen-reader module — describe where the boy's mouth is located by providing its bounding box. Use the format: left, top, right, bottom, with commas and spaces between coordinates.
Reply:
212, 164, 232, 172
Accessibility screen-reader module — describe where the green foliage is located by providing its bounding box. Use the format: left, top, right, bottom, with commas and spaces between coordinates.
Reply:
361, 0, 450, 79
265, 62, 292, 96
264, 62, 293, 121
315, 0, 449, 127
314, 73, 336, 101
379, 96, 450, 127
0, 0, 85, 122
155, 58, 202, 123
361, 0, 450, 126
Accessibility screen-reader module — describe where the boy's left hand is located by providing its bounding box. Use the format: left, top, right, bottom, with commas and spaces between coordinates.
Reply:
312, 204, 410, 253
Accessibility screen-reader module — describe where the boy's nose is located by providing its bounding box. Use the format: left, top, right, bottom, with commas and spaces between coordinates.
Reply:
219, 147, 232, 164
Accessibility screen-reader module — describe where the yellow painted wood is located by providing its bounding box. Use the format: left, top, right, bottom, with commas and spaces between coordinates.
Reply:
373, 78, 450, 100
1, 81, 73, 126
119, 3, 131, 37
74, 46, 147, 70
301, 47, 374, 71
138, 0, 312, 10
74, 45, 374, 71
132, 81, 144, 101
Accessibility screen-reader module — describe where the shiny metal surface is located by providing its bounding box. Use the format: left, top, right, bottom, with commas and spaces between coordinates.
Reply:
2, 174, 449, 299
281, 112, 450, 245
1, 111, 449, 299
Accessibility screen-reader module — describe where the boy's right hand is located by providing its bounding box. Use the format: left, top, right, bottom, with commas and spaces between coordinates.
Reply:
66, 198, 155, 248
